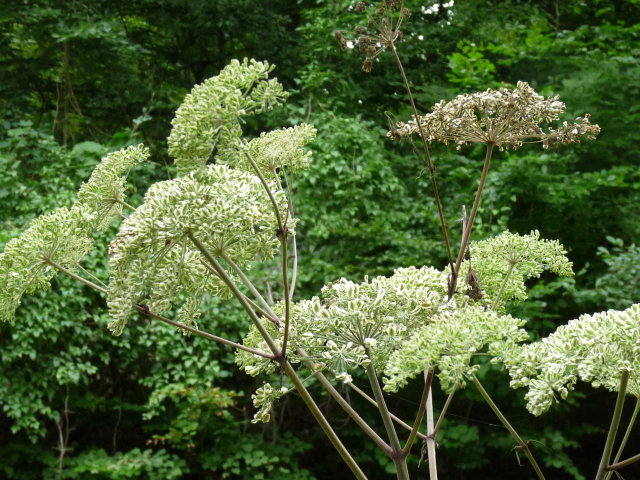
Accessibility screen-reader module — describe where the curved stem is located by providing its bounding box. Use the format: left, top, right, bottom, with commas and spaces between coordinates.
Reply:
449, 143, 495, 298
471, 375, 546, 480
349, 382, 428, 441
241, 147, 284, 232
403, 370, 433, 455
189, 233, 366, 479
390, 42, 454, 276
604, 395, 640, 480
44, 259, 274, 358
365, 362, 409, 480
220, 251, 281, 326
596, 370, 630, 480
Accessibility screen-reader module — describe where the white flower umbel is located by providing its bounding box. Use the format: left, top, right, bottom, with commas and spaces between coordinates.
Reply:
383, 306, 529, 393
391, 81, 600, 150
168, 59, 287, 176
76, 144, 149, 230
0, 206, 95, 322
0, 145, 149, 322
506, 303, 640, 416
219, 124, 317, 176
107, 164, 289, 335
237, 265, 451, 383
456, 231, 573, 309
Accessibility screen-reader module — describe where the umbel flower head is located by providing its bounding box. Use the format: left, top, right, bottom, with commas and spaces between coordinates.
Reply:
0, 206, 95, 322
0, 145, 148, 323
168, 59, 287, 176
390, 81, 600, 150
107, 164, 290, 335
505, 303, 640, 416
76, 144, 149, 230
456, 230, 573, 309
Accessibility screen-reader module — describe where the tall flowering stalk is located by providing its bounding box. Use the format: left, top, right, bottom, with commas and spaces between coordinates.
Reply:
2, 4, 638, 480
390, 81, 599, 297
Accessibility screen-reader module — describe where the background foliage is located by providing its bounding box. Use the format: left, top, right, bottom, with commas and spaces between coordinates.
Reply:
1, 0, 639, 478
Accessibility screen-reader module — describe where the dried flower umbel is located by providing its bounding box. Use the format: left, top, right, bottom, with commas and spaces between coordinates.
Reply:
390, 81, 600, 150
338, 1, 410, 72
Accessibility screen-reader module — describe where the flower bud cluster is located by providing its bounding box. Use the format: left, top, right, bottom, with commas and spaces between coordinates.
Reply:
455, 230, 573, 309
107, 164, 288, 335
168, 59, 287, 176
505, 304, 640, 416
0, 145, 149, 323
76, 144, 149, 230
384, 306, 529, 393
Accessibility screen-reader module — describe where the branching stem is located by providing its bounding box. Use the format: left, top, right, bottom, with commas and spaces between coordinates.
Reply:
471, 375, 546, 480
604, 395, 640, 480
595, 370, 630, 480
349, 382, 428, 441
403, 370, 433, 455
189, 233, 366, 479
44, 258, 275, 358
365, 362, 409, 480
449, 143, 495, 298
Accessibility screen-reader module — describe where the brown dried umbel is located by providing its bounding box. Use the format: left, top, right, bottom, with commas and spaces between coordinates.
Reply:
335, 0, 410, 72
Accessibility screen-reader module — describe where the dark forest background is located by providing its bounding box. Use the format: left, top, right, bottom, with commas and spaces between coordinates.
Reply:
1, 1, 639, 478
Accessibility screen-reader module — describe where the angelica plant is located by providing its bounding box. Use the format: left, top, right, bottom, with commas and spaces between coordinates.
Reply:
1, 4, 639, 480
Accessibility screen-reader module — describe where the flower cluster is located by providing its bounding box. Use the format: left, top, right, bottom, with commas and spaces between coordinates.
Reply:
76, 144, 149, 229
251, 383, 290, 423
218, 124, 317, 176
0, 207, 95, 322
237, 265, 452, 384
0, 145, 148, 323
107, 164, 289, 335
390, 81, 600, 150
384, 306, 529, 392
505, 303, 640, 416
168, 59, 287, 176
456, 230, 573, 309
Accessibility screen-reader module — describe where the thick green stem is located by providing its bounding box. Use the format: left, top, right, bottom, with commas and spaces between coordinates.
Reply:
403, 370, 433, 455
283, 363, 369, 480
280, 235, 292, 355
595, 370, 630, 480
365, 362, 409, 480
607, 452, 640, 473
604, 395, 640, 480
349, 382, 428, 441
298, 349, 390, 453
449, 143, 495, 298
471, 375, 546, 480
390, 43, 454, 276
189, 233, 366, 479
